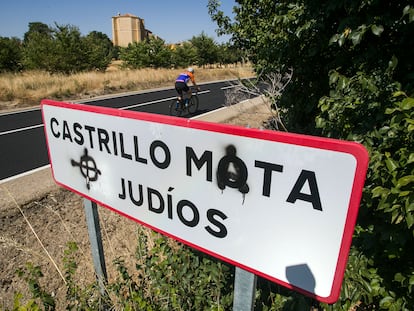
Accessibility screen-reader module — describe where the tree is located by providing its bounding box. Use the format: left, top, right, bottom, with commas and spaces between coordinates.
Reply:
22, 23, 113, 73
209, 0, 332, 133
209, 0, 414, 309
23, 23, 84, 73
120, 41, 152, 69
23, 22, 52, 43
52, 24, 88, 73
217, 43, 245, 66
190, 32, 218, 67
0, 37, 22, 72
171, 41, 197, 68
209, 0, 413, 132
147, 37, 172, 68
82, 31, 114, 71
120, 37, 172, 69
22, 27, 55, 72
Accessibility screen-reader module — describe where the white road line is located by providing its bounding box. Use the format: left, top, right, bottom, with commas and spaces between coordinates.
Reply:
0, 103, 216, 183
221, 85, 237, 90
0, 124, 44, 136
0, 164, 51, 184
0, 91, 214, 135
120, 90, 210, 110
1, 88, 219, 182
0, 107, 40, 116
119, 97, 175, 110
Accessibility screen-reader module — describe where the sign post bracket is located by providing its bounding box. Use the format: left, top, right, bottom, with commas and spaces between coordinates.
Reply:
233, 267, 257, 311
84, 199, 107, 296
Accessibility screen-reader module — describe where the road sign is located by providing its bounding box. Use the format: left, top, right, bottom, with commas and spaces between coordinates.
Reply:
41, 99, 368, 303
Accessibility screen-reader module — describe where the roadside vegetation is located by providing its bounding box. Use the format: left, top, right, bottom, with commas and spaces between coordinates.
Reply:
0, 21, 251, 111
0, 65, 253, 111
1, 0, 414, 310
208, 0, 414, 309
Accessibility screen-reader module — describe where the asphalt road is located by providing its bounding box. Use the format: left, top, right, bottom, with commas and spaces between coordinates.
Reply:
0, 80, 234, 182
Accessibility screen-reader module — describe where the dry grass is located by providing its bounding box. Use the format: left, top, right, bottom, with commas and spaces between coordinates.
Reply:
0, 64, 254, 112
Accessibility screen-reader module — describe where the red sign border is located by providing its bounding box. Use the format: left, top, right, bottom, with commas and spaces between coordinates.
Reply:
41, 99, 369, 303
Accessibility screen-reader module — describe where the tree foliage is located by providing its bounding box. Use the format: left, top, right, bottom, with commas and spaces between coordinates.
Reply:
209, 0, 414, 309
82, 31, 114, 71
0, 36, 22, 72
24, 22, 53, 43
2, 23, 243, 73
120, 33, 243, 70
52, 24, 88, 73
120, 37, 174, 69
22, 23, 56, 72
120, 40, 153, 69
217, 43, 245, 66
18, 22, 114, 73
190, 32, 219, 68
171, 41, 197, 68
317, 70, 414, 310
208, 0, 413, 133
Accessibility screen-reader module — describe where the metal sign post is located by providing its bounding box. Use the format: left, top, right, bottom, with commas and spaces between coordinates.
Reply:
233, 267, 257, 311
83, 198, 107, 295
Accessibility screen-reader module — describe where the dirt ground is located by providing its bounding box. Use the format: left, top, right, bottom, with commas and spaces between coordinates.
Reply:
0, 98, 272, 310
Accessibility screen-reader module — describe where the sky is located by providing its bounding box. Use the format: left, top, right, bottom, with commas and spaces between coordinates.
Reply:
0, 0, 235, 44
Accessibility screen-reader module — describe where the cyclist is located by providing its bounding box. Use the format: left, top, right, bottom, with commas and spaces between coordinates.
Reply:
174, 67, 200, 106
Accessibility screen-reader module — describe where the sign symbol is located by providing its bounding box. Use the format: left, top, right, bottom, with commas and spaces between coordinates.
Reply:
71, 148, 101, 190
217, 145, 249, 203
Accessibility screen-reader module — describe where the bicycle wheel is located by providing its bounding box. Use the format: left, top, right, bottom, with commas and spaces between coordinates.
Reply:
188, 95, 199, 114
169, 99, 183, 117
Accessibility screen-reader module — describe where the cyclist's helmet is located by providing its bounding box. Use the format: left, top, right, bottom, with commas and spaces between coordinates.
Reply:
187, 67, 194, 73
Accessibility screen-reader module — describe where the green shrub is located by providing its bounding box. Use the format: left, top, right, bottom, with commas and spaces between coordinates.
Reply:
317, 69, 414, 309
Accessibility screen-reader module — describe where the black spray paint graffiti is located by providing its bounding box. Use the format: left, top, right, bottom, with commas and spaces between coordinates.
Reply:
71, 148, 101, 190
216, 145, 249, 203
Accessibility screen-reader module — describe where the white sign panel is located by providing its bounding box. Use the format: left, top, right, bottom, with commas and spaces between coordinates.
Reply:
41, 100, 368, 303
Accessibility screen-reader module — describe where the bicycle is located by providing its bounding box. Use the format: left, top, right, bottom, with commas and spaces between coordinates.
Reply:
169, 90, 199, 117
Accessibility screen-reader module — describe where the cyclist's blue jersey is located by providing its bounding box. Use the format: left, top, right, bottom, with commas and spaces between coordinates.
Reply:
175, 71, 195, 84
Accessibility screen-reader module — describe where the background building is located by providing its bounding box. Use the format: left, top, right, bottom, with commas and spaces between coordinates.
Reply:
112, 13, 152, 47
